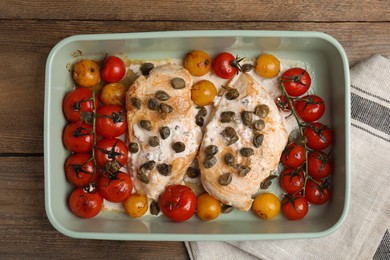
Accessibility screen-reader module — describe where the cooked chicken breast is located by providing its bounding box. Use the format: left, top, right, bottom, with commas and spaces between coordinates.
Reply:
126, 64, 202, 200
198, 73, 288, 211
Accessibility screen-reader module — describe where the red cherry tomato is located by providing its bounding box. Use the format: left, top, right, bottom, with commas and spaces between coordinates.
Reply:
95, 138, 129, 170
274, 95, 291, 112
64, 153, 98, 187
304, 122, 333, 150
101, 56, 126, 83
294, 95, 325, 122
279, 168, 305, 195
305, 179, 330, 205
69, 187, 103, 218
281, 142, 306, 169
308, 151, 332, 179
212, 52, 242, 79
63, 87, 99, 122
97, 171, 133, 203
281, 194, 309, 220
63, 121, 93, 153
96, 105, 127, 138
280, 68, 311, 97
159, 184, 197, 222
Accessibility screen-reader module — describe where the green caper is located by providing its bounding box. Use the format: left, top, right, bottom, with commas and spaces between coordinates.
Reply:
105, 161, 120, 173
197, 107, 207, 117
260, 175, 277, 189
186, 167, 200, 178
252, 119, 265, 131
155, 90, 170, 101
140, 62, 154, 76
224, 153, 235, 166
254, 104, 270, 118
143, 160, 156, 170
148, 98, 159, 110
205, 145, 218, 156
172, 142, 185, 153
150, 200, 160, 215
219, 172, 232, 186
138, 169, 150, 184
235, 164, 251, 177
241, 63, 254, 73
221, 204, 234, 214
149, 136, 160, 147
171, 77, 186, 89
225, 88, 239, 100
203, 156, 217, 169
131, 97, 142, 110
140, 120, 152, 131
220, 111, 235, 123
195, 115, 204, 127
241, 111, 253, 126
253, 134, 264, 148
129, 142, 139, 153
156, 163, 172, 176
221, 127, 239, 146
240, 147, 254, 157
159, 126, 170, 140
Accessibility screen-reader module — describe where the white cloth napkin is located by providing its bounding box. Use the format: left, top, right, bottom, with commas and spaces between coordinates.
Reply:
186, 55, 390, 260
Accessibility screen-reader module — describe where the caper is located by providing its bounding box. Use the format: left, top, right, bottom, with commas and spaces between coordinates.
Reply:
155, 90, 170, 101
159, 103, 174, 120
254, 104, 269, 118
260, 175, 277, 189
172, 142, 185, 153
105, 161, 120, 173
219, 172, 232, 186
235, 164, 251, 177
159, 126, 170, 140
138, 169, 150, 184
131, 97, 142, 110
241, 63, 254, 73
253, 134, 264, 148
81, 112, 93, 124
140, 62, 154, 76
241, 111, 253, 126
129, 142, 139, 153
143, 160, 156, 170
205, 145, 218, 156
220, 111, 235, 123
150, 200, 160, 215
221, 127, 239, 146
149, 136, 160, 147
203, 156, 217, 169
195, 115, 204, 127
221, 204, 234, 214
148, 98, 159, 110
140, 120, 152, 131
186, 167, 200, 178
225, 88, 239, 100
252, 119, 265, 131
197, 107, 207, 117
224, 153, 235, 166
240, 147, 254, 157
171, 77, 186, 89
156, 163, 172, 176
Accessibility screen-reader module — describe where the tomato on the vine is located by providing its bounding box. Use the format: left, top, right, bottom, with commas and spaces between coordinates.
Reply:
96, 105, 127, 138
274, 95, 291, 112
64, 153, 98, 187
280, 142, 306, 169
97, 171, 133, 203
279, 168, 305, 195
63, 87, 99, 122
69, 187, 103, 218
280, 67, 311, 97
63, 121, 93, 153
305, 179, 330, 205
294, 95, 325, 122
212, 52, 243, 79
95, 138, 129, 171
101, 56, 126, 83
308, 151, 332, 179
281, 194, 309, 220
159, 184, 196, 222
304, 122, 333, 150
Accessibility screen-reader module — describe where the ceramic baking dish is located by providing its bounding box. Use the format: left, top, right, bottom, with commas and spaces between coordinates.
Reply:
44, 30, 350, 240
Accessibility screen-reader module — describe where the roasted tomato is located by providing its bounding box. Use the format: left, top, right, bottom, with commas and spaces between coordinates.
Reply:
97, 171, 133, 203
280, 67, 311, 97
73, 60, 100, 88
305, 179, 330, 205
279, 168, 305, 195
101, 56, 126, 83
123, 193, 149, 218
274, 95, 291, 112
255, 53, 280, 78
64, 153, 98, 187
196, 193, 222, 221
212, 52, 242, 79
63, 121, 93, 153
281, 194, 309, 220
252, 192, 281, 220
280, 142, 306, 169
159, 184, 196, 222
96, 105, 127, 138
308, 151, 332, 179
95, 138, 129, 171
63, 87, 99, 123
191, 80, 217, 106
304, 122, 333, 150
294, 95, 325, 122
100, 82, 127, 106
69, 187, 103, 218
184, 50, 212, 76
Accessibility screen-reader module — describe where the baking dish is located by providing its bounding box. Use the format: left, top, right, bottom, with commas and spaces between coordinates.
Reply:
44, 30, 350, 240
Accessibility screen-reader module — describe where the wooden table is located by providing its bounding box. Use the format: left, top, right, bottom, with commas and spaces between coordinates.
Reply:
0, 1, 389, 259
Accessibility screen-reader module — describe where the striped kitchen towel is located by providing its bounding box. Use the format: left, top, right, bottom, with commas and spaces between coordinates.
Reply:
186, 54, 390, 260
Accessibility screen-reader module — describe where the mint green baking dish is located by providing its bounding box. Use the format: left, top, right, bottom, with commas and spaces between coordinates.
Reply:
44, 30, 350, 240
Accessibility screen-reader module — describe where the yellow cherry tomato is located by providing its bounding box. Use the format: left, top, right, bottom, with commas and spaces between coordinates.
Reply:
73, 60, 101, 87
100, 82, 127, 106
123, 193, 148, 218
255, 54, 280, 78
196, 193, 222, 221
252, 192, 281, 220
191, 80, 217, 106
184, 50, 212, 76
